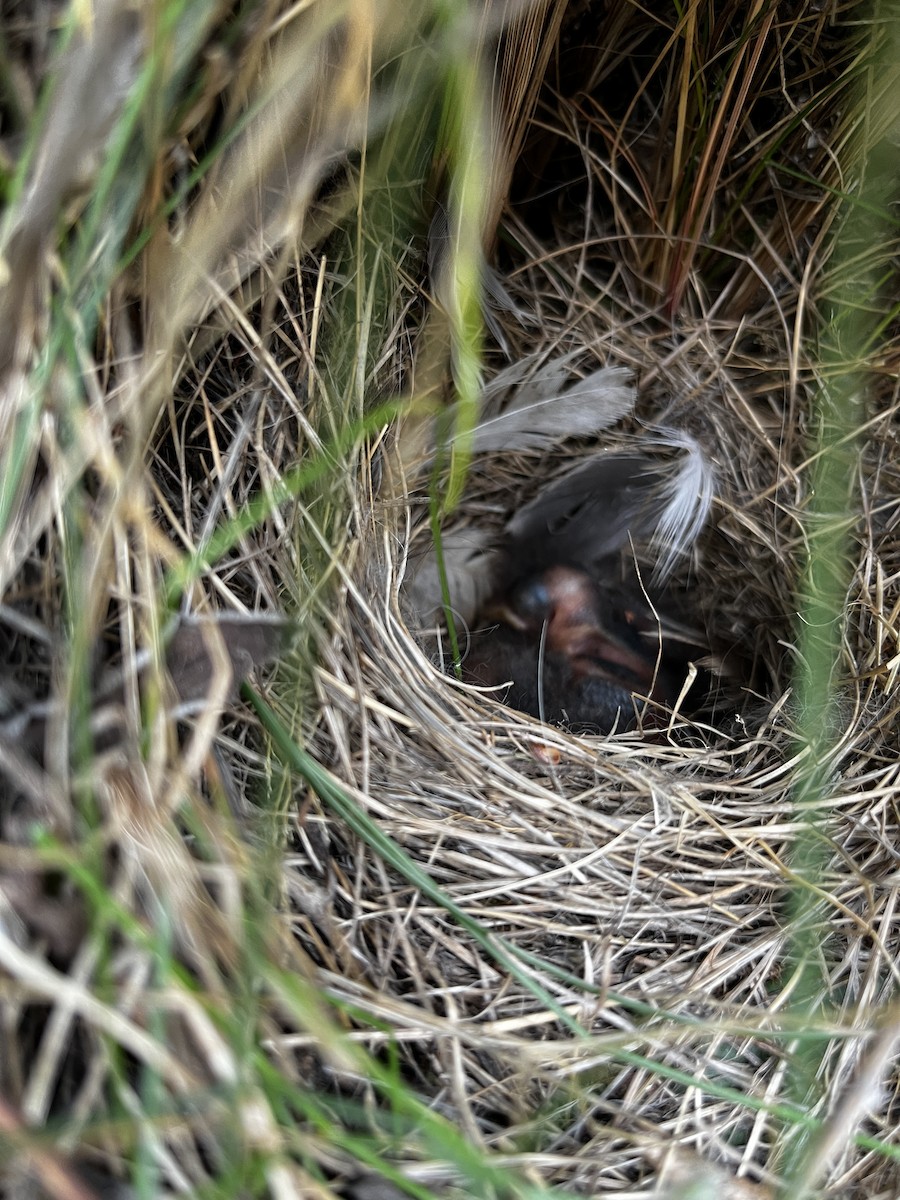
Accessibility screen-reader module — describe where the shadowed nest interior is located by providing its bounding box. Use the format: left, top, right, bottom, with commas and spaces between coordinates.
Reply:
1, 3, 899, 1199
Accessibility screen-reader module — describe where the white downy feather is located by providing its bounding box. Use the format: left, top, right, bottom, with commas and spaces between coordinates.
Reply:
643, 430, 715, 581
479, 348, 581, 409
457, 353, 635, 454
402, 526, 498, 629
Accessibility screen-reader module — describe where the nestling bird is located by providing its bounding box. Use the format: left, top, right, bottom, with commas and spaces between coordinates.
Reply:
405, 410, 716, 732
400, 352, 717, 731
464, 561, 707, 732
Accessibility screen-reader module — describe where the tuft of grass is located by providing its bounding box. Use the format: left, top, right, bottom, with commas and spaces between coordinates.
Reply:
2, 3, 900, 1199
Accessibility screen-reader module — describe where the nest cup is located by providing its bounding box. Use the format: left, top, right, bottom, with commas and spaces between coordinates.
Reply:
0, 4, 898, 1199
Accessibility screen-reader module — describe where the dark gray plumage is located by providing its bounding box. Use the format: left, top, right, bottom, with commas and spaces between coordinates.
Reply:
405, 428, 716, 732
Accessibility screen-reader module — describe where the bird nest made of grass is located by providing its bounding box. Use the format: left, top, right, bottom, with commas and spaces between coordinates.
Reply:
1, 4, 899, 1200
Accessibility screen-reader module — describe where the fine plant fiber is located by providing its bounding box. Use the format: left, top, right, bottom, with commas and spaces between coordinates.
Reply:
0, 3, 900, 1200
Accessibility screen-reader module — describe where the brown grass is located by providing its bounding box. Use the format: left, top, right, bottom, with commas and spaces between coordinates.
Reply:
1, 2, 899, 1199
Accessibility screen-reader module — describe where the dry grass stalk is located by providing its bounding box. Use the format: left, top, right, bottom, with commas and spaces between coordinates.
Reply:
0, 3, 898, 1199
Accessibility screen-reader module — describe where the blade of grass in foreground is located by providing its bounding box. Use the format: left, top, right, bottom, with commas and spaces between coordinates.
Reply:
779, 7, 900, 1196
432, 13, 488, 516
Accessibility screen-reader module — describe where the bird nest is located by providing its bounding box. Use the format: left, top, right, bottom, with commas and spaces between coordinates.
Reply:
1, 4, 900, 1200
300, 252, 900, 1195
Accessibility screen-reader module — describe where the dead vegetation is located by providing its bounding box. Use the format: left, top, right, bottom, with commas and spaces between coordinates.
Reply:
0, 2, 899, 1199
